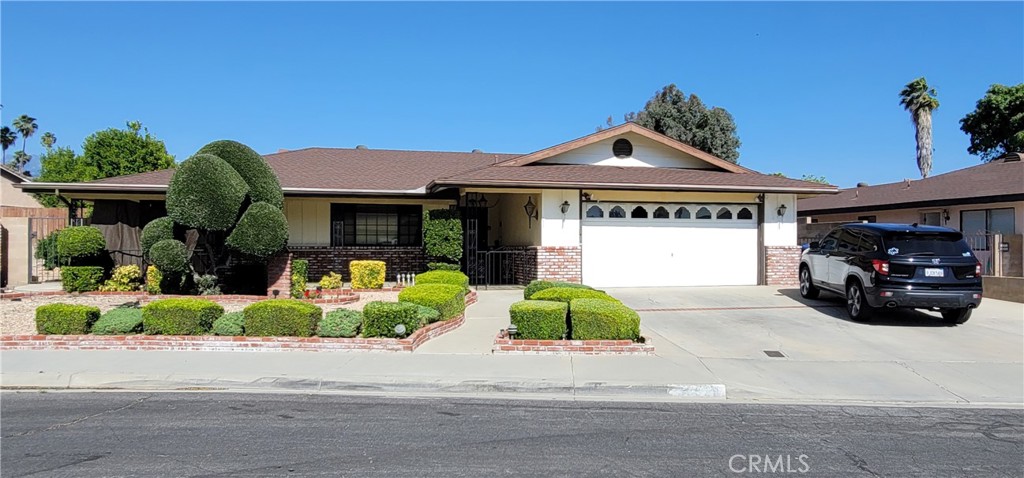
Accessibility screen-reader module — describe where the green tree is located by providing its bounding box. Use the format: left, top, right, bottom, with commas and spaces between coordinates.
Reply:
626, 84, 742, 163
40, 131, 56, 150
12, 115, 38, 154
36, 146, 99, 207
0, 126, 15, 164
959, 83, 1024, 161
10, 151, 31, 173
80, 121, 174, 177
899, 78, 940, 178
800, 174, 829, 184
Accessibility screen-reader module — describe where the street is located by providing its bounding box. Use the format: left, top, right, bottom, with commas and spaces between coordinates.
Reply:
2, 392, 1021, 477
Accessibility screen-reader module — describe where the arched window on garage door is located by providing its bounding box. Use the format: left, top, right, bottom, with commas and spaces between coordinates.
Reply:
696, 207, 712, 219
716, 207, 733, 220
737, 207, 753, 220
586, 205, 604, 218
675, 207, 691, 219
609, 206, 626, 218
653, 206, 669, 219
631, 206, 648, 218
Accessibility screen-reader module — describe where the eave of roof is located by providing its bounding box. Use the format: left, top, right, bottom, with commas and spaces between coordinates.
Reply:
431, 178, 837, 194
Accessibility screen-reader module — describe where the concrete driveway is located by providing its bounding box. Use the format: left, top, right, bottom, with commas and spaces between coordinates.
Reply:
608, 286, 1024, 405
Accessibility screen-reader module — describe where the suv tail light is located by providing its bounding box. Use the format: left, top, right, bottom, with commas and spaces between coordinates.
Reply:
872, 259, 889, 276
976, 262, 982, 277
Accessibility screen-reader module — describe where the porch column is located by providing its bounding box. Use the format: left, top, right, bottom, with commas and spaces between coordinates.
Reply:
535, 190, 582, 283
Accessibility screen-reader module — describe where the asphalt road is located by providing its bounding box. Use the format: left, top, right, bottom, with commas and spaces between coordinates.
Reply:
1, 392, 1021, 477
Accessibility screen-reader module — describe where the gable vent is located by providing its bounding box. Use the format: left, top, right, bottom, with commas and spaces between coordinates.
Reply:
612, 138, 633, 158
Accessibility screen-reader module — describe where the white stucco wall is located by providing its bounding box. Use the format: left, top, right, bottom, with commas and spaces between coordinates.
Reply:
540, 189, 581, 247
537, 132, 715, 169
764, 193, 798, 246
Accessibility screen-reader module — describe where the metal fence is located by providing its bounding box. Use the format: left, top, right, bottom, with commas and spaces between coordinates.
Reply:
471, 248, 527, 288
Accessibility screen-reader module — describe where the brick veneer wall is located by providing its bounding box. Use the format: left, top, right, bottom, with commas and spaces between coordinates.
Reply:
765, 246, 801, 286
535, 246, 582, 283
266, 252, 292, 297
289, 246, 426, 281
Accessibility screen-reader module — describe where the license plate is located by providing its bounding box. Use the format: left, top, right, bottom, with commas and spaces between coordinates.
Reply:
924, 268, 945, 277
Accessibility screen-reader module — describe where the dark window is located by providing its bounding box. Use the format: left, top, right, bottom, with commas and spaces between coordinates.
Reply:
696, 207, 712, 220
675, 207, 691, 219
961, 207, 1015, 250
857, 215, 876, 223
653, 206, 669, 219
612, 139, 633, 158
631, 206, 648, 218
586, 205, 604, 218
836, 229, 862, 253
330, 204, 422, 247
819, 230, 840, 251
737, 208, 753, 220
883, 232, 972, 256
609, 206, 626, 218
716, 207, 733, 220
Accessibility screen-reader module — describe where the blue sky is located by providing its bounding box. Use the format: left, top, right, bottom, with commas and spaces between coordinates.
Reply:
2, 1, 1022, 188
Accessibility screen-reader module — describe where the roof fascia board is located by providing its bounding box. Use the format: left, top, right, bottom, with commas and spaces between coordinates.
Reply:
798, 193, 1024, 216
432, 179, 837, 195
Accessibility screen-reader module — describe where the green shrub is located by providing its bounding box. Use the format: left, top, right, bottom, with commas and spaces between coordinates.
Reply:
99, 265, 142, 292
403, 302, 441, 325
197, 140, 285, 210
423, 209, 462, 263
92, 307, 144, 335
509, 300, 568, 340
140, 217, 174, 254
149, 239, 190, 274
317, 309, 362, 338
194, 274, 221, 295
226, 201, 289, 259
350, 260, 385, 289
243, 299, 322, 337
35, 230, 60, 270
145, 265, 162, 294
427, 262, 460, 272
142, 298, 223, 335
569, 299, 641, 341
398, 283, 466, 321
290, 259, 308, 299
165, 153, 249, 231
414, 270, 469, 290
61, 266, 105, 293
530, 287, 619, 305
35, 304, 101, 334
56, 226, 106, 260
212, 311, 245, 336
362, 301, 421, 338
524, 280, 593, 300
319, 271, 342, 290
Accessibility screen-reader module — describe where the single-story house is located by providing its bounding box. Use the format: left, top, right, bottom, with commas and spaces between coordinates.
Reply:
16, 123, 836, 288
798, 152, 1024, 277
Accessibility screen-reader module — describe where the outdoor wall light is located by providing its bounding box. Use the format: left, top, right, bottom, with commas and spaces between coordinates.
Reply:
943, 209, 950, 222
560, 200, 571, 215
507, 324, 518, 339
523, 196, 538, 227
272, 289, 280, 298
776, 204, 787, 217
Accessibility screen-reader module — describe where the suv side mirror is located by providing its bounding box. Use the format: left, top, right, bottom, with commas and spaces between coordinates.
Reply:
809, 241, 820, 249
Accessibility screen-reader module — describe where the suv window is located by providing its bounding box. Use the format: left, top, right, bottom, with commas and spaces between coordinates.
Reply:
819, 230, 840, 251
837, 229, 862, 253
882, 232, 972, 256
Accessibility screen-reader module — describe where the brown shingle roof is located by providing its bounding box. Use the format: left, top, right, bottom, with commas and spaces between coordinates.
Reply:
434, 164, 836, 193
798, 156, 1024, 214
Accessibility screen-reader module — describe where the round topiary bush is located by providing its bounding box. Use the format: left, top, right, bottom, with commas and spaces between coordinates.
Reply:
197, 140, 284, 209
226, 201, 289, 258
166, 153, 249, 231
149, 239, 190, 274
56, 226, 106, 259
140, 217, 174, 254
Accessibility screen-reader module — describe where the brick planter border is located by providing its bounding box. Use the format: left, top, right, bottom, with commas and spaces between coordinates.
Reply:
0, 290, 360, 305
492, 331, 654, 355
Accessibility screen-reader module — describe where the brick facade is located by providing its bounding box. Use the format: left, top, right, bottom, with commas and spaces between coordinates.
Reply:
266, 252, 292, 297
290, 246, 427, 282
764, 245, 801, 286
534, 245, 582, 283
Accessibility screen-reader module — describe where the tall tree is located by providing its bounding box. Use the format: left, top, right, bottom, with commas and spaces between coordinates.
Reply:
626, 84, 742, 163
959, 83, 1024, 161
10, 151, 31, 173
40, 131, 56, 150
0, 126, 15, 164
80, 120, 174, 177
12, 114, 38, 154
899, 78, 940, 178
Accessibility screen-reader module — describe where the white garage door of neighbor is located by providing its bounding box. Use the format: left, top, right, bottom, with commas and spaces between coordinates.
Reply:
581, 203, 758, 287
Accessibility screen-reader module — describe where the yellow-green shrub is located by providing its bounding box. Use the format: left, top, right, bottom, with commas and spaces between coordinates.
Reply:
319, 271, 342, 290
509, 300, 568, 340
145, 265, 162, 294
350, 260, 385, 289
99, 265, 142, 292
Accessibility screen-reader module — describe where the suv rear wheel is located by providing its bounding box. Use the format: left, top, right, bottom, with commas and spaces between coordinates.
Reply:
941, 308, 972, 325
799, 266, 820, 299
846, 280, 875, 322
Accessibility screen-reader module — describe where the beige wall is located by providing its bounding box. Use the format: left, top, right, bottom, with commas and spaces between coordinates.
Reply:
1, 173, 44, 208
487, 193, 541, 247
284, 197, 455, 246
0, 217, 30, 287
803, 201, 1024, 235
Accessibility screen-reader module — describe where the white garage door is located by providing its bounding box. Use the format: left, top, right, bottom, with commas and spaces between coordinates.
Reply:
581, 203, 758, 287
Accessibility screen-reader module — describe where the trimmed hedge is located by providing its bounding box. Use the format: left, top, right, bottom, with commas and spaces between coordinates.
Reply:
569, 299, 641, 341
197, 140, 285, 210
414, 270, 469, 290
427, 262, 460, 272
56, 226, 106, 260
212, 311, 245, 336
166, 153, 249, 231
291, 259, 308, 299
317, 309, 362, 338
243, 299, 322, 337
524, 280, 593, 300
149, 239, 190, 274
142, 298, 223, 335
423, 209, 462, 263
362, 301, 420, 338
35, 304, 101, 335
350, 260, 385, 289
319, 272, 342, 290
35, 230, 60, 270
61, 266, 105, 293
92, 307, 144, 335
530, 287, 619, 305
398, 283, 466, 321
99, 265, 142, 292
226, 201, 289, 259
509, 300, 568, 340
140, 217, 174, 254
404, 302, 441, 325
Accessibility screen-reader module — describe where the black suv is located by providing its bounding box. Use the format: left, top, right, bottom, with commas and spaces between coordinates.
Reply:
799, 223, 982, 324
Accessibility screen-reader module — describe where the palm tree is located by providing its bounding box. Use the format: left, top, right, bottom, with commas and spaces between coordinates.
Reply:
12, 114, 38, 154
899, 78, 940, 178
40, 131, 56, 150
0, 126, 16, 165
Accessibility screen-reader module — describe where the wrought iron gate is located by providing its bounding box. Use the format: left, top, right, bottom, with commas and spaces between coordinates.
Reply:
27, 217, 74, 283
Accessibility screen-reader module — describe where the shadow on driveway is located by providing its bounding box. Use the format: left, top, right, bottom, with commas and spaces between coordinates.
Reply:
776, 288, 955, 328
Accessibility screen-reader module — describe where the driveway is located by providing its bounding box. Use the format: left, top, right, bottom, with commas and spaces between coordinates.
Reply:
608, 286, 1024, 405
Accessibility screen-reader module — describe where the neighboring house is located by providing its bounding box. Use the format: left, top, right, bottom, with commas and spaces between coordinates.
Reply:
1, 166, 67, 288
16, 123, 835, 288
798, 152, 1024, 277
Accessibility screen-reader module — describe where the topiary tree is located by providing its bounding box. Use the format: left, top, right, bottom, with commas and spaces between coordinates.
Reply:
139, 140, 288, 293
423, 209, 462, 267
56, 226, 107, 266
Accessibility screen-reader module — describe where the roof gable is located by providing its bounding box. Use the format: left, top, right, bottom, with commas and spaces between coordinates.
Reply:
534, 131, 719, 170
